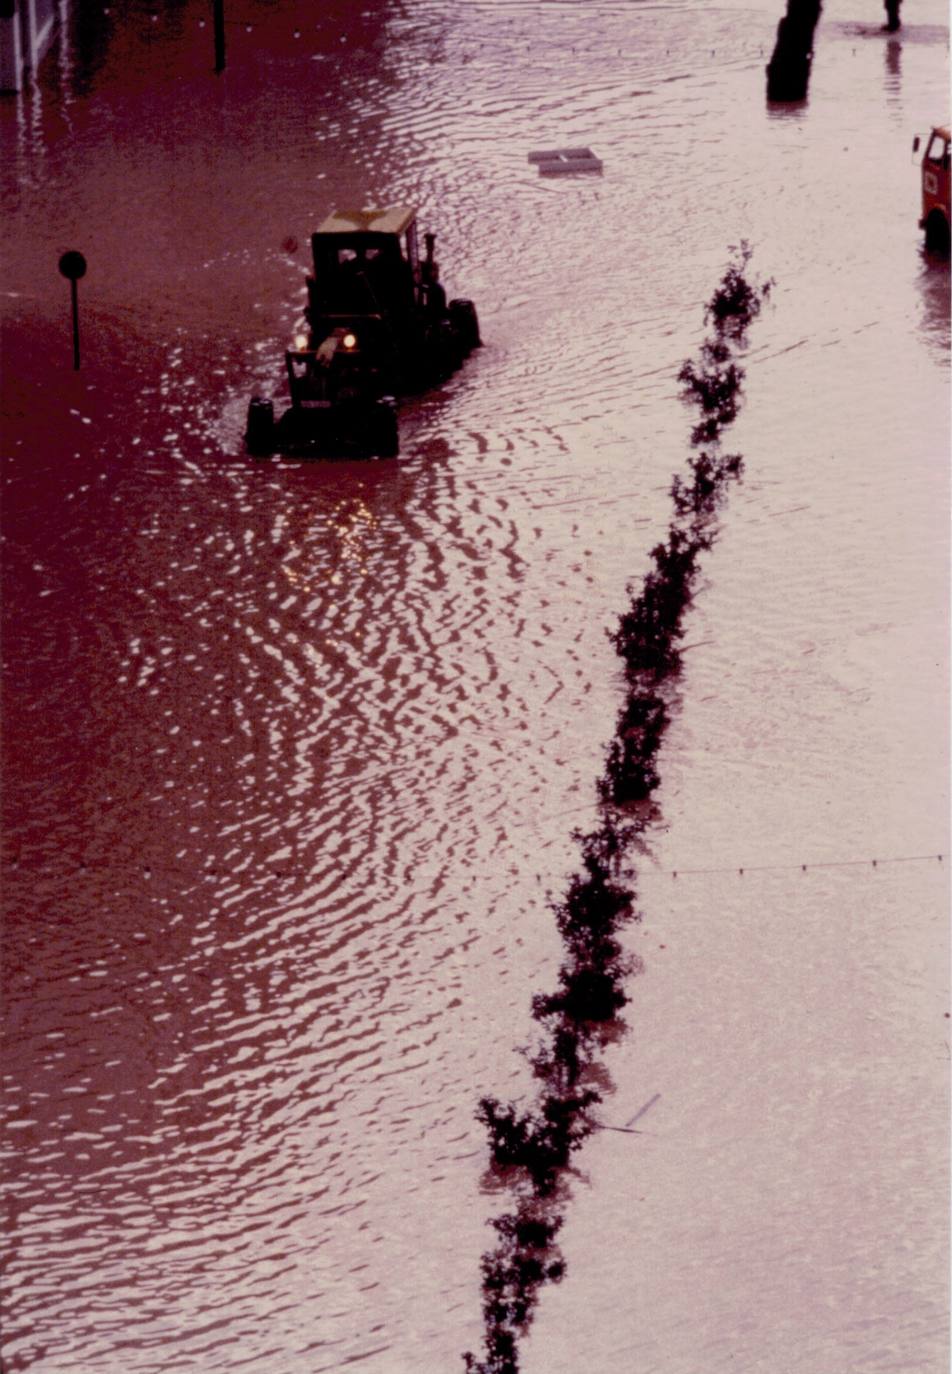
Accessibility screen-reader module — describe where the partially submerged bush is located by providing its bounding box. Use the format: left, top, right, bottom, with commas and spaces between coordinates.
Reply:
600, 739, 661, 805
572, 819, 642, 871
531, 850, 639, 1028
553, 857, 634, 948
670, 451, 744, 518
477, 1089, 601, 1192
525, 1021, 585, 1091
463, 1207, 567, 1374
609, 569, 689, 680
705, 241, 772, 341
463, 1326, 518, 1374
532, 960, 634, 1025
677, 355, 743, 444
490, 1209, 564, 1252
650, 526, 703, 590
476, 1097, 538, 1168
600, 691, 668, 806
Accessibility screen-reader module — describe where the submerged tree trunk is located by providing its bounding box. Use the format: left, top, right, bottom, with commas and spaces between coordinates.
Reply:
765, 0, 822, 102
883, 0, 902, 33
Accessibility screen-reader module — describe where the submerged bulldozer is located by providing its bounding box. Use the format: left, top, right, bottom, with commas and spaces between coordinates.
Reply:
246, 206, 480, 458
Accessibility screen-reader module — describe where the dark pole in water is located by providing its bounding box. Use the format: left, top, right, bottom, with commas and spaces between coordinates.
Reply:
58, 250, 87, 370
766, 0, 822, 102
213, 0, 225, 73
883, 0, 901, 32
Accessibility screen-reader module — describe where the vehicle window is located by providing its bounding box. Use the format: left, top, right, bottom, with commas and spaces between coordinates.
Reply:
925, 133, 949, 167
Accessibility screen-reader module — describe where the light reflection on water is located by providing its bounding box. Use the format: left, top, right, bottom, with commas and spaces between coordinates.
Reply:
1, 1, 948, 1371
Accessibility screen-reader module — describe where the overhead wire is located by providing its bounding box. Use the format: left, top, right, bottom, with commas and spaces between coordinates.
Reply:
2, 849, 943, 884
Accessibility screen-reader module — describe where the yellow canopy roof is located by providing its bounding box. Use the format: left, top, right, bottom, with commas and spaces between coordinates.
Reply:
315, 206, 417, 236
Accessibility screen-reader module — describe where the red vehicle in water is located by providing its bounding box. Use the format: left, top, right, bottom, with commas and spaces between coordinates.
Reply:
913, 125, 950, 252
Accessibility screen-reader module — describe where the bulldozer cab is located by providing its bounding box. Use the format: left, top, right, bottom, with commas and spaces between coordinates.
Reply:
309, 206, 420, 320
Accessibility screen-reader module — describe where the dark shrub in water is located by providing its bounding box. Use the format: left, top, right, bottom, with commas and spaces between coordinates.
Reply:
490, 1209, 564, 1252
600, 691, 668, 805
573, 819, 642, 870
671, 451, 744, 517
705, 241, 772, 340
608, 571, 687, 679
554, 853, 634, 946
463, 1207, 567, 1374
677, 355, 744, 444
525, 1021, 584, 1091
476, 1089, 601, 1192
532, 960, 634, 1024
650, 526, 703, 591
463, 1325, 518, 1374
475, 1097, 537, 1167
537, 1089, 601, 1165
531, 848, 639, 1026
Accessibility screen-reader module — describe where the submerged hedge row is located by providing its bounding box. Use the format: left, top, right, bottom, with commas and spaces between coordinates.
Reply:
464, 246, 772, 1374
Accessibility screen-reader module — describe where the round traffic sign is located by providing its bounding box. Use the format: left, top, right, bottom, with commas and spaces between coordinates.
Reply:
58, 251, 87, 281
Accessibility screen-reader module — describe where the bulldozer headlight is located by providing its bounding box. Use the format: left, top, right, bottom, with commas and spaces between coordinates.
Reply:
293, 333, 309, 350
342, 332, 358, 350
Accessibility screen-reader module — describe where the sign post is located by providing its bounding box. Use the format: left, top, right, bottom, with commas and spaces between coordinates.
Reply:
58, 251, 87, 371
213, 0, 225, 72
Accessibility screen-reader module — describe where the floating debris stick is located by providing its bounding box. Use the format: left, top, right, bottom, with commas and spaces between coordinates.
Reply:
625, 1092, 661, 1129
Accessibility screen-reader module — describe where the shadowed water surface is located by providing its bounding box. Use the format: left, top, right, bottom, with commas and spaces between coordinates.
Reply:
2, 1, 948, 1371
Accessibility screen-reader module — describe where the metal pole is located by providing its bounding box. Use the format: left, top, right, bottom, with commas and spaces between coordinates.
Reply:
71, 277, 80, 369
213, 0, 225, 72
59, 251, 86, 369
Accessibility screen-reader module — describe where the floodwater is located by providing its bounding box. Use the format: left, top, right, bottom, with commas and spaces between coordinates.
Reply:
1, 1, 948, 1371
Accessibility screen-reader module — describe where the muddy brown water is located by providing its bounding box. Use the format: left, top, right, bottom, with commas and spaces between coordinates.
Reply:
2, 2, 949, 1371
